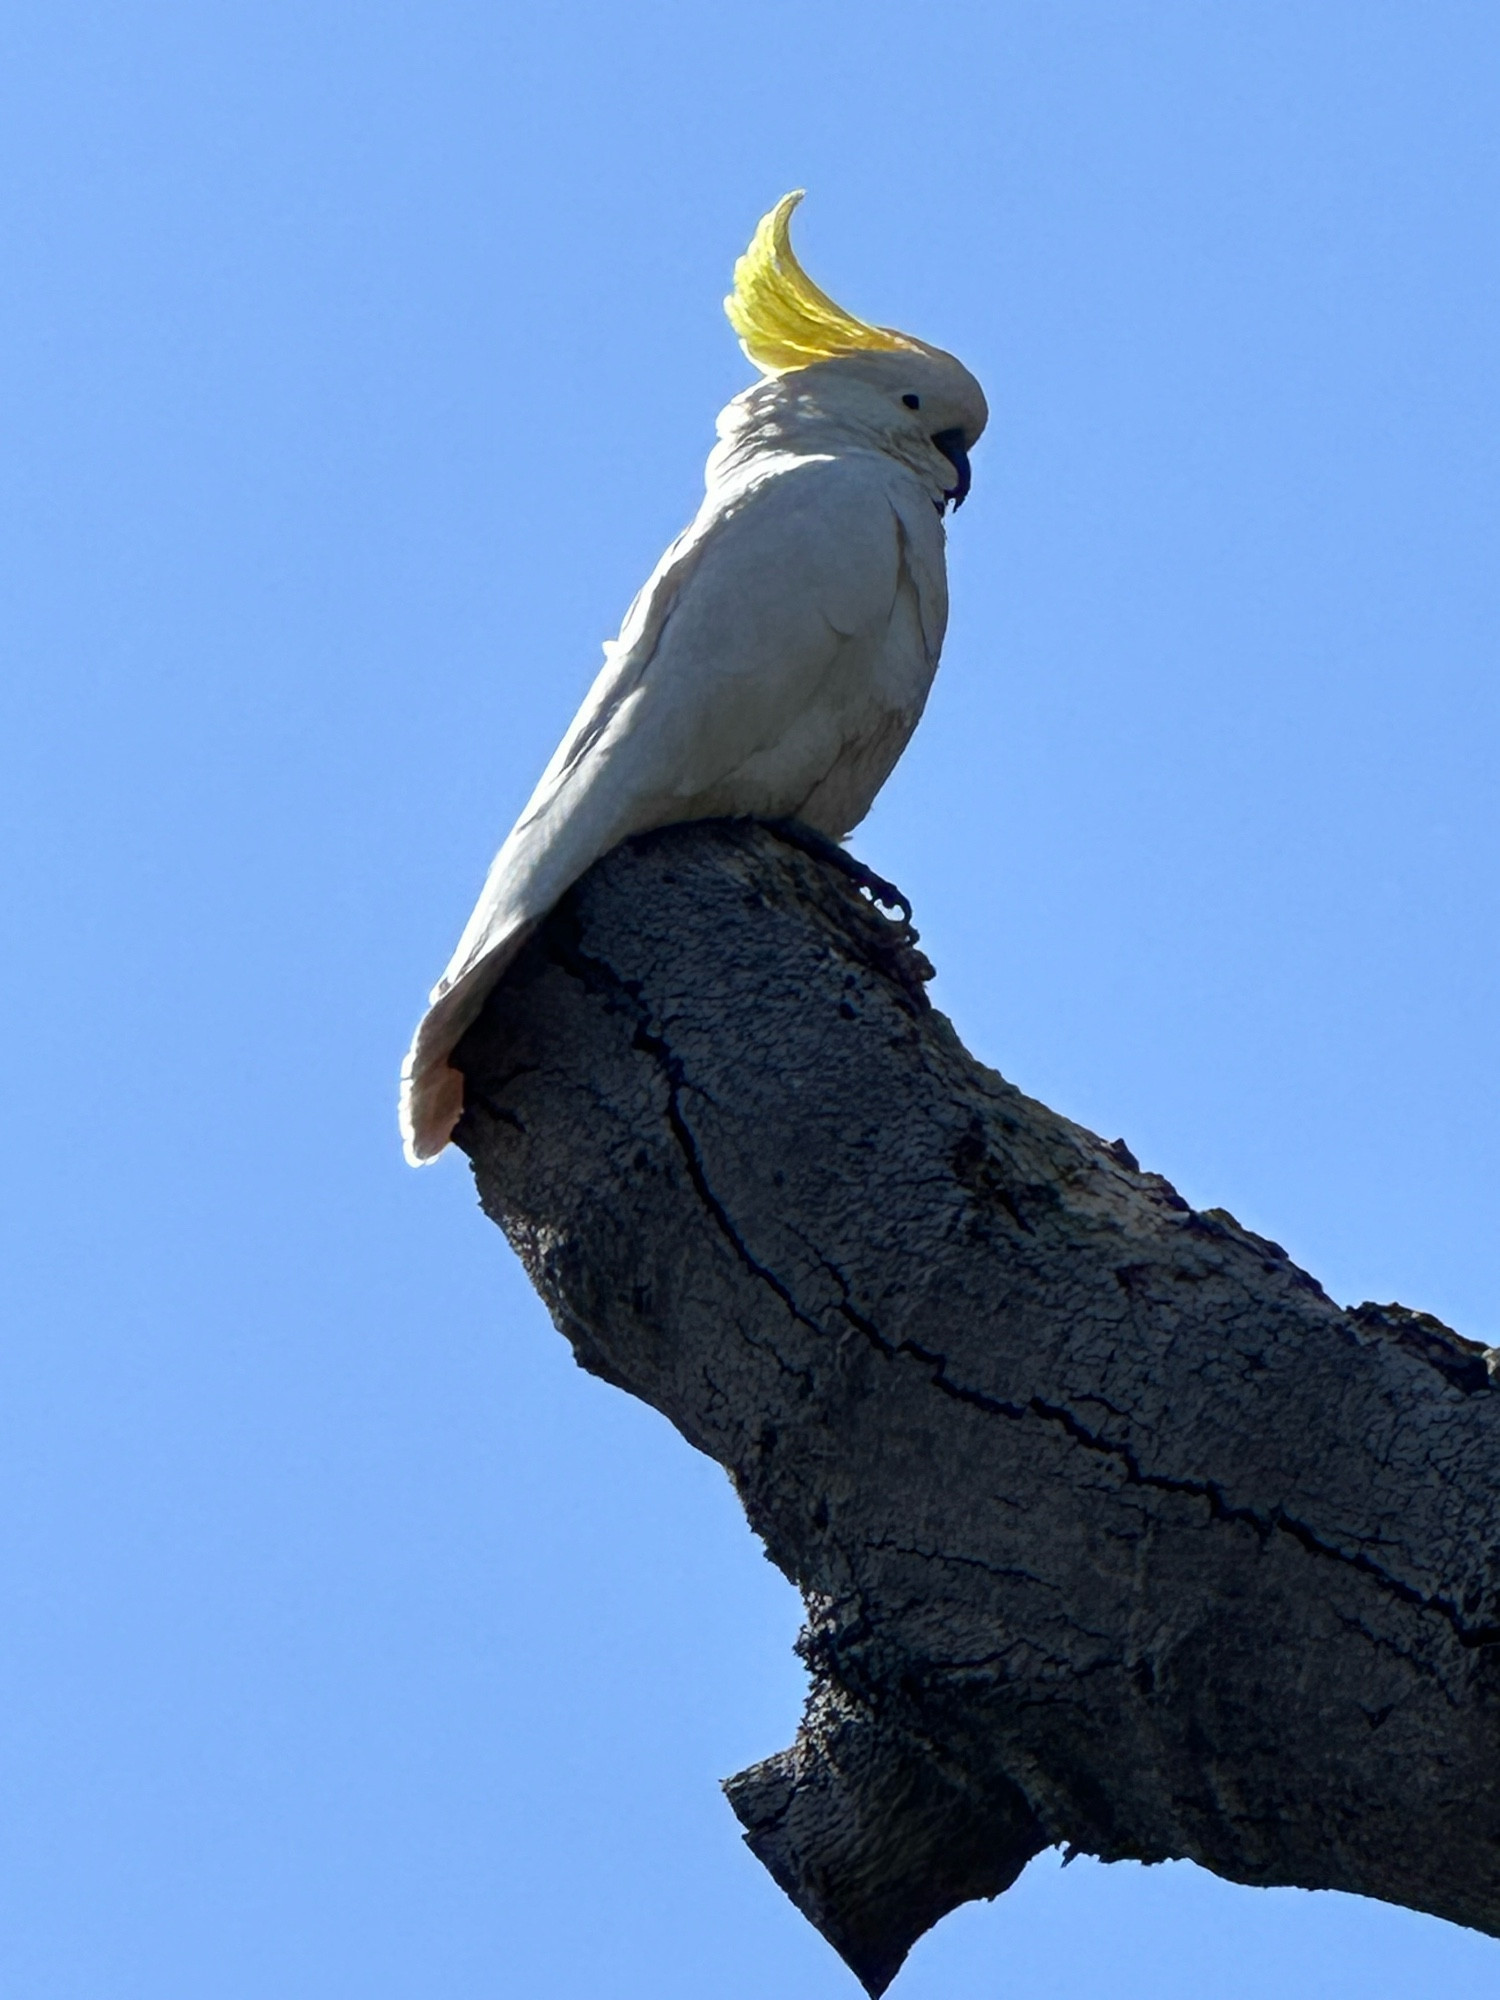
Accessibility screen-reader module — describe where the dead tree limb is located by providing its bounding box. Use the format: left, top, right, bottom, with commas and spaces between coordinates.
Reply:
451, 820, 1500, 1996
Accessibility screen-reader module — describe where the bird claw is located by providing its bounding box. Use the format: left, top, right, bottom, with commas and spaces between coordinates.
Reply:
762, 819, 915, 929
841, 857, 913, 927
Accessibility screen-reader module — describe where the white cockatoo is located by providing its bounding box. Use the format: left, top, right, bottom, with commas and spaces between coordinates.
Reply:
401, 191, 987, 1163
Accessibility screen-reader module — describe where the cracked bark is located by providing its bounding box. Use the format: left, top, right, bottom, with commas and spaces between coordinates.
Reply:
450, 819, 1500, 1995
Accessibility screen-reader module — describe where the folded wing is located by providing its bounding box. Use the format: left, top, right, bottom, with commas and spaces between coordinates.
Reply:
400, 452, 913, 1163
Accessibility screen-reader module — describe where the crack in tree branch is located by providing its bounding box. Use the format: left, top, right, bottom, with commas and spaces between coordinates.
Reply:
551, 914, 1500, 1658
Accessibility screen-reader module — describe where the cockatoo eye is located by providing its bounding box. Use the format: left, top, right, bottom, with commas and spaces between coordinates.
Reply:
901, 393, 921, 409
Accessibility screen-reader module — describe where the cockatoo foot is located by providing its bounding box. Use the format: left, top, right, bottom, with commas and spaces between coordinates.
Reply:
762, 818, 914, 929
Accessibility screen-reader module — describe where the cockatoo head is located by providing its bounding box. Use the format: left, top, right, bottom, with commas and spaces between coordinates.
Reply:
724, 192, 988, 509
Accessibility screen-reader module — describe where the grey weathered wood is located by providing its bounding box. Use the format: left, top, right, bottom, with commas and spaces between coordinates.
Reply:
451, 819, 1500, 1996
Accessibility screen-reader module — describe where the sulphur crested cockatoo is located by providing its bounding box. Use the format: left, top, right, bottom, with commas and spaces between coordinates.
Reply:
401, 191, 987, 1163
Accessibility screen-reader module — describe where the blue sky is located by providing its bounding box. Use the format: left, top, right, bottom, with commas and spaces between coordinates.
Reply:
2, 2, 1497, 1993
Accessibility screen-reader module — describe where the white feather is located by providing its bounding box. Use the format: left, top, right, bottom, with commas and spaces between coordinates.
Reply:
400, 348, 983, 1163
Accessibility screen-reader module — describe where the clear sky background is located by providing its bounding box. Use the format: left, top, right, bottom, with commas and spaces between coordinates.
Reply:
2, 3, 1497, 1994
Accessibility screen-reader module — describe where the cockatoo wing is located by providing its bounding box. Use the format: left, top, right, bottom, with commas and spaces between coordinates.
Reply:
400, 451, 923, 1163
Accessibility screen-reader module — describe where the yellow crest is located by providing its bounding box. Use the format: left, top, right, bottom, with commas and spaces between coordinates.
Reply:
724, 191, 920, 375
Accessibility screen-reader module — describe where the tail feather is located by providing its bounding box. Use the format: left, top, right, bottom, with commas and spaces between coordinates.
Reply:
398, 923, 534, 1165
400, 733, 665, 1162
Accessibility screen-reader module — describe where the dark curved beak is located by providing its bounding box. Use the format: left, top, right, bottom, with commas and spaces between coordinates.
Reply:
931, 427, 971, 509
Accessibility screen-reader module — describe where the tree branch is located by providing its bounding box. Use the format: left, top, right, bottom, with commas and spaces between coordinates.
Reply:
451, 820, 1500, 1996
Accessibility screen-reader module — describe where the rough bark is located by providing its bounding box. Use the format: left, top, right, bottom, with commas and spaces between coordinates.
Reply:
450, 819, 1500, 1996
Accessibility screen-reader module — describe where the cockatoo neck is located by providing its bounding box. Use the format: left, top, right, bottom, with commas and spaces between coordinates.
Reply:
710, 375, 955, 508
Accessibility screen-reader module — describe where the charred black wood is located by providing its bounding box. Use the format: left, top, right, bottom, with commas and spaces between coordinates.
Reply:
452, 819, 1500, 1995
